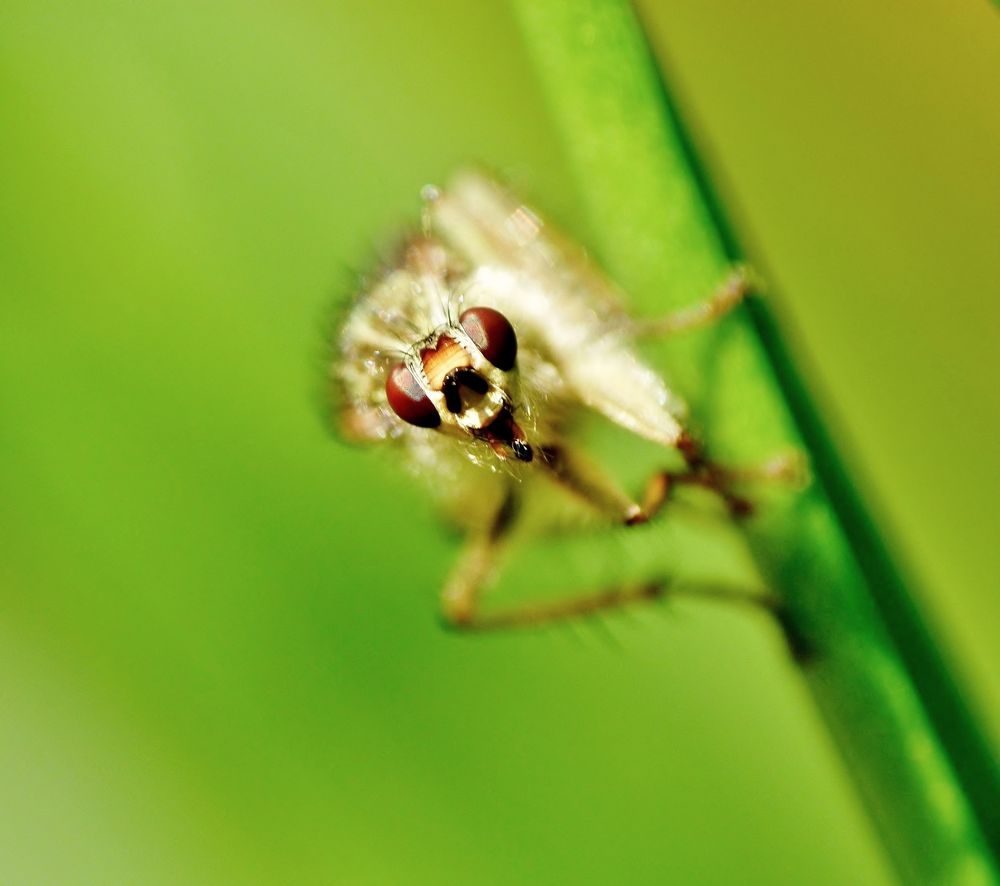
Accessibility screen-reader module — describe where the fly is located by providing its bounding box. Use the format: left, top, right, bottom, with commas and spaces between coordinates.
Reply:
332, 172, 803, 631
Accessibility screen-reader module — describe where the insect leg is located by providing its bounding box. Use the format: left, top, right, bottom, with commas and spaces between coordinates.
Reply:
630, 267, 752, 338
640, 450, 808, 521
444, 575, 666, 631
440, 487, 519, 627
444, 561, 781, 633
440, 455, 801, 647
440, 469, 662, 629
537, 444, 646, 525
534, 441, 803, 524
535, 433, 804, 526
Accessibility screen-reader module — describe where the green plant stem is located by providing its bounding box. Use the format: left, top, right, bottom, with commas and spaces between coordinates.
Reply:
512, 1, 998, 882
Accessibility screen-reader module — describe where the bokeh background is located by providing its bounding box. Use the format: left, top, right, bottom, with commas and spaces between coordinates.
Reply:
2, 1, 998, 883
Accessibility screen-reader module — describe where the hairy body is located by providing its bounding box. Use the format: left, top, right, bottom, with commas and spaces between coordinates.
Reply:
333, 172, 790, 628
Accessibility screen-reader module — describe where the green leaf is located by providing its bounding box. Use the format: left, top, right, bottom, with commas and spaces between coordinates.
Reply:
512, 1, 999, 882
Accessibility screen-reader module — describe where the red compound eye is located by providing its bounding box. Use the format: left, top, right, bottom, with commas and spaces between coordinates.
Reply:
460, 307, 517, 370
385, 363, 440, 428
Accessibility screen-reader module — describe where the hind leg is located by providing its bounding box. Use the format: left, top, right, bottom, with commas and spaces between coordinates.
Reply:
440, 486, 780, 632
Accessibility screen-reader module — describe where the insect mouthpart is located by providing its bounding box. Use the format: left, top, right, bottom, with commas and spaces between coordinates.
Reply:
475, 403, 533, 463
441, 366, 489, 414
437, 362, 533, 464
418, 334, 505, 430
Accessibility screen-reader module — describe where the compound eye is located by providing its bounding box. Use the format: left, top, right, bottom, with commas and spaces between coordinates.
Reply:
459, 307, 517, 370
385, 363, 440, 428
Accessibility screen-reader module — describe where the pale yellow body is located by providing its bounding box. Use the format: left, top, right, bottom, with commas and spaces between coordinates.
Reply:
333, 172, 783, 628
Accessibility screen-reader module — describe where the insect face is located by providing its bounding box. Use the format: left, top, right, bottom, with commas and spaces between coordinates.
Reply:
384, 308, 533, 462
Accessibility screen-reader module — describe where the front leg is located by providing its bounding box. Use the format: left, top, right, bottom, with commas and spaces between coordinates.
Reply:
536, 444, 646, 525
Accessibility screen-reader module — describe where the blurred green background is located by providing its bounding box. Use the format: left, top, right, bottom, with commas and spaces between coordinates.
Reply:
2, 1, 997, 883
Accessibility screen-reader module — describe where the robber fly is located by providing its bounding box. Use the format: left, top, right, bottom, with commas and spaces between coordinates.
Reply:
333, 172, 801, 631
